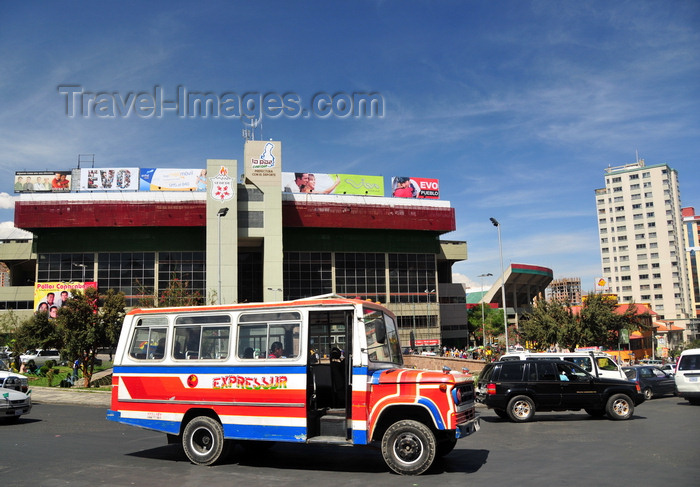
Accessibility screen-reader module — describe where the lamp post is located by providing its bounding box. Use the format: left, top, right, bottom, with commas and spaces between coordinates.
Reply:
217, 207, 229, 304
478, 273, 493, 347
267, 287, 282, 301
73, 263, 86, 282
424, 288, 435, 350
490, 217, 509, 352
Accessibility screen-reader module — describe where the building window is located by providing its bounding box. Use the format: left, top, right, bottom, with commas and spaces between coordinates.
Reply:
37, 253, 95, 282
335, 252, 386, 302
284, 252, 332, 300
157, 252, 206, 305
97, 252, 156, 307
388, 253, 436, 304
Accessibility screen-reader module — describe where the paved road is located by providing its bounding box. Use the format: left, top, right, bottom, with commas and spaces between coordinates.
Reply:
2, 391, 698, 486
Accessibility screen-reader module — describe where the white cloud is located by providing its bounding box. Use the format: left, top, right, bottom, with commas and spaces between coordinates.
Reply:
0, 193, 16, 210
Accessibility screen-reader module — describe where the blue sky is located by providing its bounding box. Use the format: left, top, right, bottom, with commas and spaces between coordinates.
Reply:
1, 1, 698, 292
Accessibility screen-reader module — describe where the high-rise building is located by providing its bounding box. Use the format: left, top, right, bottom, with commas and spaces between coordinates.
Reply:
594, 160, 692, 324
547, 277, 582, 304
681, 207, 700, 341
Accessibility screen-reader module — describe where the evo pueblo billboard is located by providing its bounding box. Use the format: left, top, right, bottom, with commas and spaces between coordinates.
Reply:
391, 177, 440, 199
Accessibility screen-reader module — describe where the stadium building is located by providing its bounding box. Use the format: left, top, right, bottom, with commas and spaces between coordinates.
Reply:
2, 141, 472, 351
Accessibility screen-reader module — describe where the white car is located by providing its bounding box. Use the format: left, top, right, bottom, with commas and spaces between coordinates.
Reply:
659, 363, 676, 376
0, 386, 32, 421
20, 349, 62, 367
675, 348, 700, 405
0, 358, 29, 393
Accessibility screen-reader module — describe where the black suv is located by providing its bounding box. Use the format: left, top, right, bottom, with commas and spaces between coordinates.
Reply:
476, 359, 644, 422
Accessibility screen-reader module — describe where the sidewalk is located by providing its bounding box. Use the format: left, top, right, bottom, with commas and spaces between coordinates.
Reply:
29, 386, 111, 407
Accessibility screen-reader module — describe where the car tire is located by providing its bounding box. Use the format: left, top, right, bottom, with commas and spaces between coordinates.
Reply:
381, 419, 436, 475
182, 416, 228, 465
643, 388, 653, 400
606, 394, 634, 420
494, 408, 509, 420
506, 395, 535, 423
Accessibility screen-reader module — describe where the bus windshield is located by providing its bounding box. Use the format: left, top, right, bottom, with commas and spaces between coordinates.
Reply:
363, 307, 403, 366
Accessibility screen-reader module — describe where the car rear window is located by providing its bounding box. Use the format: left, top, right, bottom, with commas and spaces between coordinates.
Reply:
678, 353, 700, 371
499, 362, 525, 381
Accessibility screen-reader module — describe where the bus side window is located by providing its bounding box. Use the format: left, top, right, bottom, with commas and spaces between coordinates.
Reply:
129, 326, 167, 360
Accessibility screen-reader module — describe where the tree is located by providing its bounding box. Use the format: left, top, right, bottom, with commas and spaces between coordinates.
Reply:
56, 287, 125, 385
102, 289, 127, 356
518, 297, 573, 351
12, 310, 63, 358
519, 293, 652, 351
468, 305, 504, 345
158, 275, 204, 307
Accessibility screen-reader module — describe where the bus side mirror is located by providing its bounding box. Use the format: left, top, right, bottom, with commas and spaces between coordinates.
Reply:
376, 321, 387, 344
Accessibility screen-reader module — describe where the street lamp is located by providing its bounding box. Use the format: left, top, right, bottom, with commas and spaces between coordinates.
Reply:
490, 217, 509, 351
267, 287, 282, 301
73, 263, 86, 282
217, 207, 229, 304
424, 288, 435, 350
478, 273, 493, 347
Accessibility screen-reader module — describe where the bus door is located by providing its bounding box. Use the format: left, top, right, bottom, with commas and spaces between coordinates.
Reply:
307, 309, 353, 440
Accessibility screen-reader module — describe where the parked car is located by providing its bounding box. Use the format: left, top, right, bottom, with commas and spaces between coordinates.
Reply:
499, 351, 626, 380
19, 349, 62, 367
0, 386, 32, 421
0, 359, 29, 393
675, 348, 700, 405
623, 365, 676, 399
476, 359, 644, 422
659, 363, 677, 376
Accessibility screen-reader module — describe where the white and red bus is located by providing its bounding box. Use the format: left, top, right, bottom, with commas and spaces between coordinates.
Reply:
107, 295, 479, 475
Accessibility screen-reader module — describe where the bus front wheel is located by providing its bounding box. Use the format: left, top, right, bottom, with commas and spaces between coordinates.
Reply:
381, 419, 436, 475
182, 416, 228, 465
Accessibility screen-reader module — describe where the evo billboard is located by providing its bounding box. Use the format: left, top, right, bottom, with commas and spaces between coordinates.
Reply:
391, 177, 440, 199
79, 167, 139, 191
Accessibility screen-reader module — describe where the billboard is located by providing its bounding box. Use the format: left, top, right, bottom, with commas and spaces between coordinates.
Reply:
282, 172, 384, 196
140, 168, 207, 191
14, 171, 72, 193
391, 177, 440, 199
80, 167, 139, 191
244, 140, 281, 189
34, 281, 98, 317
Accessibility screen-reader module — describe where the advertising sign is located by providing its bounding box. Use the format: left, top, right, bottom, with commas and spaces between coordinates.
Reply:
282, 172, 384, 196
244, 140, 281, 188
391, 177, 440, 199
34, 281, 98, 317
140, 168, 207, 191
80, 167, 139, 191
14, 171, 72, 193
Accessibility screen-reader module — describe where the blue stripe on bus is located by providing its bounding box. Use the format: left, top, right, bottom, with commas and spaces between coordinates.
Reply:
417, 397, 445, 429
222, 423, 307, 442
113, 365, 308, 375
106, 412, 181, 435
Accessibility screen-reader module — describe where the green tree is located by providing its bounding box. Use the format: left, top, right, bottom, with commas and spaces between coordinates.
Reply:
12, 310, 63, 357
102, 289, 127, 355
520, 293, 652, 351
468, 305, 504, 345
157, 274, 204, 307
56, 287, 125, 385
519, 297, 573, 350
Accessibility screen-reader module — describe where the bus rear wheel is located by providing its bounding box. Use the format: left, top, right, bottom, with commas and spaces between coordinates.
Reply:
182, 416, 228, 465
